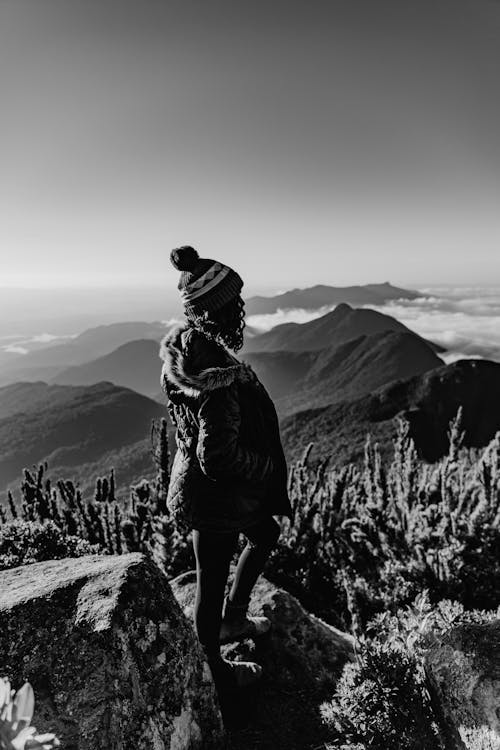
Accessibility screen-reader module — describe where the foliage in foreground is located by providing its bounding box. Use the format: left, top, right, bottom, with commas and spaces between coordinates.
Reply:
321, 593, 497, 750
269, 410, 500, 629
2, 409, 500, 749
0, 419, 194, 576
0, 678, 59, 749
0, 520, 97, 571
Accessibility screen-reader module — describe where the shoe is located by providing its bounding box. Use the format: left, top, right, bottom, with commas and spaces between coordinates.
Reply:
219, 597, 271, 644
209, 656, 263, 688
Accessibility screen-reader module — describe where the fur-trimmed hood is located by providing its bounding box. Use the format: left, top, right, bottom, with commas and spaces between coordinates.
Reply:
159, 325, 257, 398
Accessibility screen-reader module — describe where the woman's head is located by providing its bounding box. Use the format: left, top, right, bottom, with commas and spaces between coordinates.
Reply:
170, 245, 246, 351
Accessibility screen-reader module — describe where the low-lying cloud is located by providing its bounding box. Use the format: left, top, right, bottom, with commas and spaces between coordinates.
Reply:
366, 288, 500, 363
246, 305, 336, 331
1, 332, 78, 357
247, 287, 500, 364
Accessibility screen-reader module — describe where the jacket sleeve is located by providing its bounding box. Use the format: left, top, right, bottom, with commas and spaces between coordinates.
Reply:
196, 384, 274, 482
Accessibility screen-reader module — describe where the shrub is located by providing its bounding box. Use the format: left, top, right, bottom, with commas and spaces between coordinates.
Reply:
1, 418, 195, 576
321, 645, 442, 750
321, 593, 442, 750
269, 412, 500, 629
0, 519, 98, 571
321, 592, 497, 750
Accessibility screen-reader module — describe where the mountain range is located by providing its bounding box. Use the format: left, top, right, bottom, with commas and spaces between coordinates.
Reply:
1, 281, 498, 500
49, 305, 442, 405
245, 282, 419, 315
0, 282, 420, 384
0, 321, 169, 386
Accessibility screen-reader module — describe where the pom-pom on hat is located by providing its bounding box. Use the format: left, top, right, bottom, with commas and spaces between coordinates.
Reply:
170, 246, 243, 319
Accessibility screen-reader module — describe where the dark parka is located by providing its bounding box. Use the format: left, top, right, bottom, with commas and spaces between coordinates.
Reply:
159, 324, 293, 532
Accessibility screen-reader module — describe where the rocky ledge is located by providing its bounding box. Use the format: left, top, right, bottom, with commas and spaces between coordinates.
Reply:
425, 619, 500, 750
171, 571, 355, 750
0, 553, 224, 750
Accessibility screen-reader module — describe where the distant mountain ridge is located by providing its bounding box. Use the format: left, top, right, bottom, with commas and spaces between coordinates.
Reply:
52, 339, 162, 396
0, 381, 168, 493
280, 359, 500, 465
245, 282, 420, 315
0, 321, 170, 386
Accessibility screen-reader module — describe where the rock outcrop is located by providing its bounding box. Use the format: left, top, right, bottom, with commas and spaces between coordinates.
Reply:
424, 619, 500, 750
0, 553, 224, 750
171, 571, 355, 750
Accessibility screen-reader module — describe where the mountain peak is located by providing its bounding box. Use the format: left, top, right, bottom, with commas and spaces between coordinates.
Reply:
334, 302, 352, 314
244, 302, 412, 353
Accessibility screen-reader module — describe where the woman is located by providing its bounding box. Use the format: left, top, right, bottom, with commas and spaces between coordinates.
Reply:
160, 245, 293, 689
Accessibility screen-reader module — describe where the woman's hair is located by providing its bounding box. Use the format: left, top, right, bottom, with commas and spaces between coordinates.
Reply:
190, 295, 246, 352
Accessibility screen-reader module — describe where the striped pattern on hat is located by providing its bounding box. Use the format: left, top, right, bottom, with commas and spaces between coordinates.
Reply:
175, 254, 243, 318
180, 262, 230, 303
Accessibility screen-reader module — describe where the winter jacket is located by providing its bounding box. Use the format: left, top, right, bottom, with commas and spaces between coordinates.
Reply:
159, 324, 293, 532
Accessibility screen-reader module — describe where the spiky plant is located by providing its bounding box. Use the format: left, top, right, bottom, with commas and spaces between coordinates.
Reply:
269, 411, 500, 628
0, 678, 59, 749
0, 416, 196, 576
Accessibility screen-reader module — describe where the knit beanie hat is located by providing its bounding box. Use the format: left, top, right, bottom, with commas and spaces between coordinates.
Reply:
170, 246, 243, 319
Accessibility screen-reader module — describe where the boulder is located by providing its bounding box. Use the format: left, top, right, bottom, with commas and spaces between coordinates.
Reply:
0, 553, 224, 750
424, 619, 500, 750
171, 571, 355, 750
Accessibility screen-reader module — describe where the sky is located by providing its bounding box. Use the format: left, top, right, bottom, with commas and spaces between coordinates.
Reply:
0, 0, 499, 292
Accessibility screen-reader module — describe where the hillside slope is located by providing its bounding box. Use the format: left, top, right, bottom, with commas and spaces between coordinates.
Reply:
0, 381, 167, 493
245, 282, 419, 315
52, 339, 162, 396
243, 303, 442, 353
0, 321, 168, 385
275, 330, 443, 416
280, 359, 500, 465
243, 350, 317, 400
